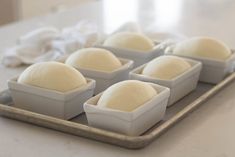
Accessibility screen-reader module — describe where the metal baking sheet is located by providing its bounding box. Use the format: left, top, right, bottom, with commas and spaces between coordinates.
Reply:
0, 72, 235, 149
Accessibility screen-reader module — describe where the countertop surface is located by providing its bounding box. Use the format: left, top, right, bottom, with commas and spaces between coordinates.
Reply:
1, 0, 235, 156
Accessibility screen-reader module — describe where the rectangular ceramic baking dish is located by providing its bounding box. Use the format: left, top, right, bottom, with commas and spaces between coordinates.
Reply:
165, 50, 235, 84
84, 83, 170, 136
96, 45, 163, 68
0, 72, 234, 149
76, 58, 133, 95
8, 77, 96, 120
129, 57, 202, 106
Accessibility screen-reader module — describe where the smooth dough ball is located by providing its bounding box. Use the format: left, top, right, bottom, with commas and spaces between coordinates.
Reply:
18, 62, 87, 92
173, 37, 231, 60
97, 80, 157, 112
142, 56, 191, 80
103, 32, 154, 52
65, 48, 122, 72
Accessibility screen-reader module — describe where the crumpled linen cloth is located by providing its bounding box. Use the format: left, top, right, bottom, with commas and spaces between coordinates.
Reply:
2, 21, 186, 67
2, 21, 99, 67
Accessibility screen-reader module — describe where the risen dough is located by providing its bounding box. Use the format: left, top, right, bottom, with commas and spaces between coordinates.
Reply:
173, 37, 231, 60
142, 56, 191, 80
65, 48, 122, 72
97, 80, 157, 112
18, 62, 87, 92
103, 32, 154, 51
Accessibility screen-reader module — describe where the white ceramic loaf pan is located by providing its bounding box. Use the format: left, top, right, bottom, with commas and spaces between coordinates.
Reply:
129, 57, 202, 106
165, 51, 235, 84
8, 77, 95, 120
96, 45, 163, 68
84, 83, 170, 136
75, 58, 133, 95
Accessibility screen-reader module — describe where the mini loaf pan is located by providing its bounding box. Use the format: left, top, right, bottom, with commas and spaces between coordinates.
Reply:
95, 45, 163, 68
84, 83, 170, 136
8, 77, 96, 120
129, 57, 202, 106
165, 50, 235, 84
74, 58, 134, 95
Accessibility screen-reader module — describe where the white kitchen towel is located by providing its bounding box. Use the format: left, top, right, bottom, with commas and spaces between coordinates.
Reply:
2, 21, 99, 67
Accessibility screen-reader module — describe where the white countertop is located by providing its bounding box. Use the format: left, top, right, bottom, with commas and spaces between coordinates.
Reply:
1, 1, 235, 156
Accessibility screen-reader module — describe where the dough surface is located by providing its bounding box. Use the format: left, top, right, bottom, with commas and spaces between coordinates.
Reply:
103, 32, 154, 51
65, 48, 122, 72
173, 37, 231, 60
142, 56, 191, 80
18, 62, 87, 92
97, 80, 157, 112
